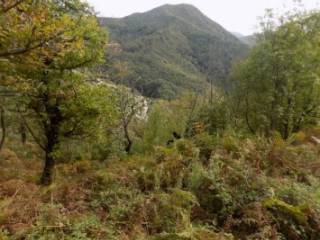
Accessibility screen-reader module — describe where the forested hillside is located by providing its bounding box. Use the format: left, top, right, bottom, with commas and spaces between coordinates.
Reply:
99, 4, 248, 98
1, 1, 320, 240
239, 35, 257, 46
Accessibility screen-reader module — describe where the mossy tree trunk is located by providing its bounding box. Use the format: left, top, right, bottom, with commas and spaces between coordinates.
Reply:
39, 76, 63, 186
40, 122, 60, 185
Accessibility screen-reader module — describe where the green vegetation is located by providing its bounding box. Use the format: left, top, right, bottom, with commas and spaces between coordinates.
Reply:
0, 0, 109, 185
230, 10, 320, 139
99, 4, 248, 99
1, 1, 320, 240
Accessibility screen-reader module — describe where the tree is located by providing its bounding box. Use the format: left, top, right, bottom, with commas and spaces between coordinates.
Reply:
2, 0, 108, 185
109, 62, 146, 154
116, 86, 146, 154
0, 0, 92, 58
195, 93, 230, 135
230, 10, 320, 138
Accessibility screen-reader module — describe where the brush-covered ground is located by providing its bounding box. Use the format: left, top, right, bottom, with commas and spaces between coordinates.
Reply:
1, 129, 320, 240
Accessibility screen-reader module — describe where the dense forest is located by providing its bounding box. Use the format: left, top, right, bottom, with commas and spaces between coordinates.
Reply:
1, 1, 320, 240
99, 4, 249, 99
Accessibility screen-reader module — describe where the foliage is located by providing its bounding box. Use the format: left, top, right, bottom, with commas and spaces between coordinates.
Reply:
99, 4, 248, 99
230, 10, 320, 139
2, 2, 320, 240
2, 124, 320, 239
0, 0, 109, 184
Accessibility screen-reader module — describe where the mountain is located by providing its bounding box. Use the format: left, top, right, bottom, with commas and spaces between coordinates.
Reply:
232, 32, 245, 38
240, 35, 257, 46
232, 32, 257, 46
99, 4, 249, 99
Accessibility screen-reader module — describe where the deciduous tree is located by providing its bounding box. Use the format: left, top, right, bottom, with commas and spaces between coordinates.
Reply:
1, 0, 108, 184
230, 10, 320, 138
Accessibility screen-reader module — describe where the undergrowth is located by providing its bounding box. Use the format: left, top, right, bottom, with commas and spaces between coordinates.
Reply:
1, 130, 320, 239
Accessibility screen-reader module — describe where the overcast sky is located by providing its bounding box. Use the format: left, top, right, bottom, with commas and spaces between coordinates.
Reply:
87, 0, 319, 35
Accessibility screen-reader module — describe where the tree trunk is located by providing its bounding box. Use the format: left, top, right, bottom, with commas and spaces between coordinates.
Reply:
0, 106, 6, 151
38, 72, 62, 185
20, 122, 27, 145
125, 138, 132, 153
40, 120, 60, 185
40, 144, 56, 185
124, 123, 132, 154
40, 97, 61, 185
40, 114, 60, 185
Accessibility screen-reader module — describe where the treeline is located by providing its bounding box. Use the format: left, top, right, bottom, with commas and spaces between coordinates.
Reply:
1, 1, 320, 188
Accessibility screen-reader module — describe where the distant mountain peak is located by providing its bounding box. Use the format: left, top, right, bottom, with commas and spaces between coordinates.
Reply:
155, 3, 201, 12
111, 3, 201, 21
149, 3, 209, 22
99, 4, 249, 98
232, 32, 245, 38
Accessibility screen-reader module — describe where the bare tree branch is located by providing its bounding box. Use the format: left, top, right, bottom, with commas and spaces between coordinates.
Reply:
17, 107, 46, 151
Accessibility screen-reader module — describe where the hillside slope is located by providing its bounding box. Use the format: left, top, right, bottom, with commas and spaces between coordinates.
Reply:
240, 35, 257, 46
99, 4, 249, 98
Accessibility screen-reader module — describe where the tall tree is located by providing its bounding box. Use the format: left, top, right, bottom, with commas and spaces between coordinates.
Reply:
1, 0, 108, 184
230, 10, 320, 138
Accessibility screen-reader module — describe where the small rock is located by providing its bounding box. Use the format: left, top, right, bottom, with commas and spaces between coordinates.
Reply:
310, 136, 320, 145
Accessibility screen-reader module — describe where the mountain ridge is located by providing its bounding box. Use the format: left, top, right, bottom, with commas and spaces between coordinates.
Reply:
99, 4, 249, 98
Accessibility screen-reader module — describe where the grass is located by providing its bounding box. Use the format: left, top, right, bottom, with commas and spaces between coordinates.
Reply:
1, 130, 320, 239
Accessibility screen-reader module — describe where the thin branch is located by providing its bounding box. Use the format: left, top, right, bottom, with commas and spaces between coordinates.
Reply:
0, 41, 43, 57
18, 108, 46, 151
0, 26, 76, 57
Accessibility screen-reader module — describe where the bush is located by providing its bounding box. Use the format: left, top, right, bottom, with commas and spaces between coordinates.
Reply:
263, 198, 320, 239
143, 189, 198, 234
192, 133, 217, 165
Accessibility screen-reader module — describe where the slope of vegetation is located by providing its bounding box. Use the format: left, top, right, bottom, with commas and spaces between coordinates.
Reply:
239, 35, 257, 46
2, 114, 320, 239
1, 1, 320, 240
99, 4, 249, 99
